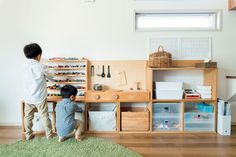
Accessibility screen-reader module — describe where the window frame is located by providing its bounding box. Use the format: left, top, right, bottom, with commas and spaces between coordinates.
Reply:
134, 10, 222, 32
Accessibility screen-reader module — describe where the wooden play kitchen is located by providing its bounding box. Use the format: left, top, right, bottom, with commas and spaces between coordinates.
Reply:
21, 58, 218, 136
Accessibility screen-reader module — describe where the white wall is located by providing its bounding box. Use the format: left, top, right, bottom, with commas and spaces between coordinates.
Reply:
0, 0, 236, 125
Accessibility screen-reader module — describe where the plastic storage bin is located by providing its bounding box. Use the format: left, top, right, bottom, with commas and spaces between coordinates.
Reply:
152, 103, 182, 131
153, 114, 181, 131
184, 112, 214, 131
88, 103, 117, 131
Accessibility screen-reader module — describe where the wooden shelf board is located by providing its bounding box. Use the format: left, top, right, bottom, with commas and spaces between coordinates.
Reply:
152, 99, 182, 102
182, 131, 216, 134
47, 96, 85, 102
47, 82, 86, 84
150, 131, 182, 133
183, 99, 216, 102
85, 100, 118, 103
47, 89, 86, 91
152, 99, 216, 103
54, 75, 86, 77
85, 131, 118, 134
44, 59, 87, 63
149, 67, 216, 71
48, 68, 86, 70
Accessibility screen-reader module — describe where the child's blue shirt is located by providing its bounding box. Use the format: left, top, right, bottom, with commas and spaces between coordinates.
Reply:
56, 98, 83, 136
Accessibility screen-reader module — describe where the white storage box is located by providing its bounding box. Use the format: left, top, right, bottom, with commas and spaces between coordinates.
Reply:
154, 82, 183, 90
88, 103, 116, 131
32, 112, 54, 132
154, 90, 183, 100
217, 114, 231, 135
75, 103, 85, 122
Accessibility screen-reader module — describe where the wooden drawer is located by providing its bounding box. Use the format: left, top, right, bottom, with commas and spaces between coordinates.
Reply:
121, 107, 150, 131
119, 91, 149, 102
85, 91, 120, 102
85, 91, 150, 102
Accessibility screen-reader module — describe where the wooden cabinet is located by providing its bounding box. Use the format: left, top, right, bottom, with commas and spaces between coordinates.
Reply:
229, 0, 236, 10
119, 91, 149, 102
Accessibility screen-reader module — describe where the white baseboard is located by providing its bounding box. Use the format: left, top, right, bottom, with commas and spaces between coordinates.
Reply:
0, 123, 21, 127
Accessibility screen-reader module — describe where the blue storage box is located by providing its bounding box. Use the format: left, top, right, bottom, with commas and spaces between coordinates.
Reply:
197, 103, 213, 112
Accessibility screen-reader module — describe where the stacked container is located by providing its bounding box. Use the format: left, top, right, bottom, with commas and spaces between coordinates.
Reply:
197, 85, 212, 99
153, 103, 182, 131
154, 82, 183, 99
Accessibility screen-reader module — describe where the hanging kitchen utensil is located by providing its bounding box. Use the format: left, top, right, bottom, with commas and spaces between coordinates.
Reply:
107, 65, 111, 78
91, 65, 94, 77
96, 65, 101, 77
101, 65, 105, 78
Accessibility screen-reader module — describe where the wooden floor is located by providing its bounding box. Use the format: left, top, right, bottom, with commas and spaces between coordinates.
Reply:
1, 126, 236, 157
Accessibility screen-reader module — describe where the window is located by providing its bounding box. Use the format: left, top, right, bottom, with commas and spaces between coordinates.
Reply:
135, 11, 221, 31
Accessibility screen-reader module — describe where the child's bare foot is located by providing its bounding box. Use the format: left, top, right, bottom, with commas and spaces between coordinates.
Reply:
75, 135, 82, 142
58, 136, 67, 143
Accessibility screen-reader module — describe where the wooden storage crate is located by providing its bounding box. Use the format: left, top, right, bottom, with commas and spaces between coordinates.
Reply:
121, 107, 150, 131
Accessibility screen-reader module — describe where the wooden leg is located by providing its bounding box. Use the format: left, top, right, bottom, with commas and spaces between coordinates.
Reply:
85, 103, 88, 132
117, 102, 120, 132
21, 101, 26, 139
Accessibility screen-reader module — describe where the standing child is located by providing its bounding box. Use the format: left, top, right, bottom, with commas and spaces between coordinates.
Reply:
56, 85, 84, 142
22, 43, 54, 140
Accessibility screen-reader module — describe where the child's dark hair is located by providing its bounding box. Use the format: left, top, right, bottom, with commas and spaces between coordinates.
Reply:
61, 85, 78, 98
23, 43, 42, 59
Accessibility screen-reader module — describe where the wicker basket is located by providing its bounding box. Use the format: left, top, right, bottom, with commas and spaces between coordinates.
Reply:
148, 46, 172, 68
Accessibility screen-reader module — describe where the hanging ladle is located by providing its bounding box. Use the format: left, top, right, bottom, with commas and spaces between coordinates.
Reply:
107, 65, 111, 78
101, 65, 105, 78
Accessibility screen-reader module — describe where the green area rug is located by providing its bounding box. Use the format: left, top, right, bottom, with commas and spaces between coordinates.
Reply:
0, 137, 142, 157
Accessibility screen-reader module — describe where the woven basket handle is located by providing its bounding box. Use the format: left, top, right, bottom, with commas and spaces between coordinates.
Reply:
158, 45, 164, 52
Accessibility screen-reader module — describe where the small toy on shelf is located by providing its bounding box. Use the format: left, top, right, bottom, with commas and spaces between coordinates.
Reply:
184, 89, 200, 99
44, 57, 88, 100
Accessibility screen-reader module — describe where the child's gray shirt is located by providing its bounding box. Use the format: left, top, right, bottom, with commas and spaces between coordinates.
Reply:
56, 98, 83, 136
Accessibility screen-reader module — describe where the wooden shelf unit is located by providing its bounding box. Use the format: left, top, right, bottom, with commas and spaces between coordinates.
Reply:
147, 64, 218, 133
22, 60, 219, 136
